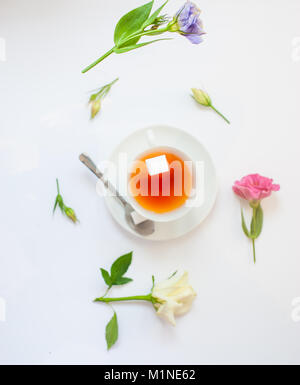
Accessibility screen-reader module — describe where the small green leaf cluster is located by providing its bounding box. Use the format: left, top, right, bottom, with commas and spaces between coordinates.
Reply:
100, 251, 133, 290
99, 252, 133, 350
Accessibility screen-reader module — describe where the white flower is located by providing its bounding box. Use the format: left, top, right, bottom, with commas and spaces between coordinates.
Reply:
152, 272, 196, 326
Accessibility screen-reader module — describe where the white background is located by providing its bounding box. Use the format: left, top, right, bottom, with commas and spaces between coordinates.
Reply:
0, 0, 300, 364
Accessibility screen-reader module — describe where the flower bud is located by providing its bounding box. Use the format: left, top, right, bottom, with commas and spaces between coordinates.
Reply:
191, 88, 211, 106
91, 99, 101, 119
64, 207, 78, 223
151, 15, 169, 30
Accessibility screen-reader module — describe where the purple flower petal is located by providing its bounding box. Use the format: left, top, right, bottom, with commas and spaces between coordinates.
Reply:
176, 1, 205, 45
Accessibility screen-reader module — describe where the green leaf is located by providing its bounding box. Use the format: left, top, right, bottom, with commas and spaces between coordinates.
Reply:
251, 205, 264, 239
255, 205, 264, 238
53, 197, 59, 214
241, 209, 250, 238
110, 252, 133, 282
114, 1, 154, 46
53, 194, 64, 214
105, 312, 118, 350
100, 268, 112, 287
250, 210, 255, 236
113, 38, 170, 54
114, 277, 133, 285
142, 0, 168, 29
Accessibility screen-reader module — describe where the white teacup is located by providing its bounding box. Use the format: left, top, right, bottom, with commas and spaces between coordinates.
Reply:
127, 145, 198, 223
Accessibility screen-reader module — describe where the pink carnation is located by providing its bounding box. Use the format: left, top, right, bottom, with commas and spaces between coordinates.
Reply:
232, 173, 280, 202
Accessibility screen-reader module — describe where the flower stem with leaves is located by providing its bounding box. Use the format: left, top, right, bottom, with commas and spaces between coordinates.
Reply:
82, 1, 205, 73
241, 202, 264, 264
82, 1, 171, 73
95, 275, 157, 305
233, 173, 280, 264
89, 78, 119, 119
53, 178, 78, 223
95, 253, 196, 349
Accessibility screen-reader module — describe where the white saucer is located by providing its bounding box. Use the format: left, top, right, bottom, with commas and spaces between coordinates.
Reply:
104, 125, 218, 241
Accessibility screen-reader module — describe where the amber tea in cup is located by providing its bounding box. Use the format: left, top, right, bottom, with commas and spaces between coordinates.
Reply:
129, 148, 193, 214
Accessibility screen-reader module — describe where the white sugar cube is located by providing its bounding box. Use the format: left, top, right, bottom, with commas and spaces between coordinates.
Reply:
145, 155, 169, 176
130, 211, 148, 225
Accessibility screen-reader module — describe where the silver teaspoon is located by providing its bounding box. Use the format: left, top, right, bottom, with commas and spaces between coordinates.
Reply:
79, 153, 155, 237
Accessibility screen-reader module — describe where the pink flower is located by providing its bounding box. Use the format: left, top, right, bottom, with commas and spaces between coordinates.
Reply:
233, 173, 280, 202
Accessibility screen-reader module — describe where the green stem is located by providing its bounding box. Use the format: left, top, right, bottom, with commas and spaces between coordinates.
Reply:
108, 77, 119, 87
81, 24, 170, 72
102, 287, 111, 298
56, 178, 60, 194
94, 294, 153, 303
100, 77, 119, 98
118, 26, 169, 46
82, 47, 115, 73
252, 238, 256, 264
210, 105, 230, 124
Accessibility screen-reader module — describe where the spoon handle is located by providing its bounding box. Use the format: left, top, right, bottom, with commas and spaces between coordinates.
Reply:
79, 153, 128, 207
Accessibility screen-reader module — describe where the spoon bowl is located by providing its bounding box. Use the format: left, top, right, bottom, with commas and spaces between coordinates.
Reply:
79, 153, 155, 237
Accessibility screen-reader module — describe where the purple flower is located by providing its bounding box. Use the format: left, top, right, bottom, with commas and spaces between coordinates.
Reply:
175, 1, 205, 44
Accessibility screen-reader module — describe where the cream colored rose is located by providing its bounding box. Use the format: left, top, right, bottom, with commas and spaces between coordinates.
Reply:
152, 272, 196, 326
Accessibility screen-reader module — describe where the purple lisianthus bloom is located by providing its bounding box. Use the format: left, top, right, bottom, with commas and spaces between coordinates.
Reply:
175, 1, 205, 44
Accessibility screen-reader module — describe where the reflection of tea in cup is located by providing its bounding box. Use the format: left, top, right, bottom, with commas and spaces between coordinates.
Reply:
129, 147, 193, 221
